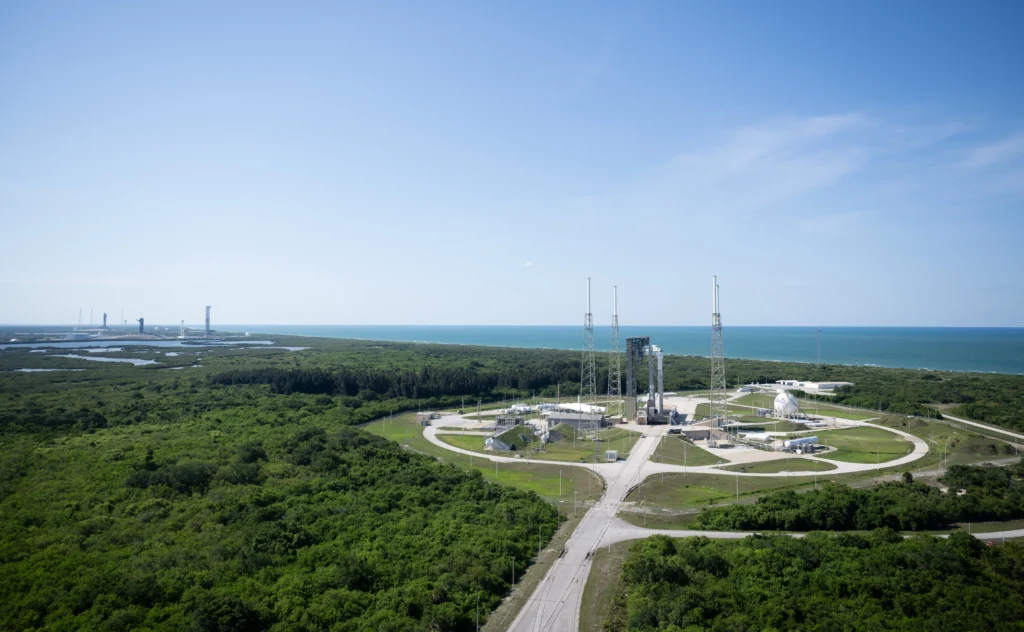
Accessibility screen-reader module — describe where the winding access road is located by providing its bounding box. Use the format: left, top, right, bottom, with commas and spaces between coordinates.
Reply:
422, 404, 1021, 632
506, 425, 669, 632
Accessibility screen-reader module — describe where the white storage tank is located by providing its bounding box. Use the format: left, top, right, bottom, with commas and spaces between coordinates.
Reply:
773, 391, 800, 418
783, 436, 818, 450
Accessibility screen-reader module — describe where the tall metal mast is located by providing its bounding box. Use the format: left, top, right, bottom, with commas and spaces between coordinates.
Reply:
710, 276, 727, 429
607, 286, 622, 419
579, 278, 598, 441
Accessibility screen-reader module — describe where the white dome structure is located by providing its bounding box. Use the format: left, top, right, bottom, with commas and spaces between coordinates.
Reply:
773, 391, 800, 418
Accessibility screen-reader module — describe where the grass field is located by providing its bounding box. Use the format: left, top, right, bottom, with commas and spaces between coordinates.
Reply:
362, 414, 605, 503
805, 405, 879, 421
816, 426, 914, 463
651, 434, 726, 466
872, 416, 1020, 468
695, 403, 756, 418
617, 511, 703, 529
731, 418, 815, 432
440, 425, 640, 463
733, 393, 778, 408
623, 416, 1020, 512
719, 457, 837, 473
579, 540, 633, 632
623, 471, 808, 507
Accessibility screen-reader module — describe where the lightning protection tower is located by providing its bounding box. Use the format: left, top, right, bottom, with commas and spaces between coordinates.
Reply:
579, 278, 599, 441
607, 286, 622, 419
710, 276, 727, 429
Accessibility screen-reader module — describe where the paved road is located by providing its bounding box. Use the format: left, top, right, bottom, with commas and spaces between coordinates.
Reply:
941, 413, 1024, 442
506, 425, 669, 632
598, 516, 1024, 547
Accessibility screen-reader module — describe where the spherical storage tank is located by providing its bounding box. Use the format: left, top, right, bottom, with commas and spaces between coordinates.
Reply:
773, 391, 800, 417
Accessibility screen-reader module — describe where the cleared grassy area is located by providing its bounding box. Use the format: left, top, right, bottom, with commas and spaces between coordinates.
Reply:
623, 471, 804, 507
872, 415, 1020, 468
438, 433, 490, 452
804, 405, 879, 420
733, 393, 778, 408
719, 457, 837, 473
579, 540, 633, 632
624, 417, 1019, 512
617, 511, 702, 530
651, 434, 726, 466
362, 414, 605, 502
817, 426, 914, 463
730, 418, 817, 432
694, 403, 756, 418
440, 424, 640, 463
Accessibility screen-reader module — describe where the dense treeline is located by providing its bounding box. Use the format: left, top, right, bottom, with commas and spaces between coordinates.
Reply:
209, 360, 580, 400
3, 336, 1024, 434
692, 461, 1024, 532
0, 425, 558, 631
608, 532, 1024, 631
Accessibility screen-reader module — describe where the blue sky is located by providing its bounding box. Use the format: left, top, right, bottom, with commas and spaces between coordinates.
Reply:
2, 1, 1022, 327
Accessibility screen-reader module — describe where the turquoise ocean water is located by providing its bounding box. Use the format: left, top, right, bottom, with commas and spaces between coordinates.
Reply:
219, 326, 1024, 375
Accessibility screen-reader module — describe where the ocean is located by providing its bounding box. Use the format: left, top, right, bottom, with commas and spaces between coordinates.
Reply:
217, 325, 1024, 375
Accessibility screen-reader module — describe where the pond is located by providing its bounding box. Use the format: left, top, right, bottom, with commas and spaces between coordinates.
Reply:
53, 354, 158, 366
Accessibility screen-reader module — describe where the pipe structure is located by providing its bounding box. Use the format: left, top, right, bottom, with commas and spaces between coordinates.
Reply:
656, 347, 664, 413
646, 346, 655, 409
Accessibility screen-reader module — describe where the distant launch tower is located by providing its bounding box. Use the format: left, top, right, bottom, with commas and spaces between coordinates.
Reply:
102, 313, 107, 329
205, 305, 211, 336
710, 276, 727, 429
578, 278, 599, 440
607, 286, 622, 419
137, 318, 145, 335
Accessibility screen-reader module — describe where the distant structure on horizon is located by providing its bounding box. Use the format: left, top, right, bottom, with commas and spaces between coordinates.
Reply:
102, 313, 107, 329
137, 318, 144, 335
205, 305, 211, 336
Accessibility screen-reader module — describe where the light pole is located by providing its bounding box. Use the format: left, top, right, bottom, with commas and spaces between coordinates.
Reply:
574, 490, 578, 517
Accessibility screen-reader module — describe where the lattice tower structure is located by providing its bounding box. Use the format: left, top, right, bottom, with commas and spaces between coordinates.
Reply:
579, 278, 599, 442
607, 285, 622, 419
710, 276, 727, 429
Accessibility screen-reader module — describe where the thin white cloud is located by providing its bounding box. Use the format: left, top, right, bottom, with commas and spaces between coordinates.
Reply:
524, 261, 533, 267
962, 132, 1024, 168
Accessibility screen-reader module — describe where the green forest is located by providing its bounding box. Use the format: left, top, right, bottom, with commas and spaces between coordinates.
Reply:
692, 462, 1024, 531
0, 340, 568, 632
607, 532, 1024, 631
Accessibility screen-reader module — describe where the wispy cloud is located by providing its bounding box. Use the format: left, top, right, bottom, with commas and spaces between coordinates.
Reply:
961, 132, 1024, 168
524, 261, 533, 267
637, 114, 875, 218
